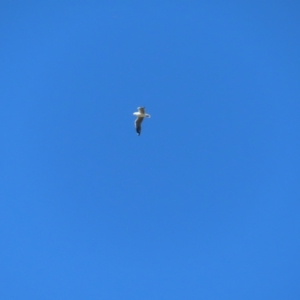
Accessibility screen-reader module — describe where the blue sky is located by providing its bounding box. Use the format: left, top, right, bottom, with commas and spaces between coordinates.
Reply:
1, 1, 299, 299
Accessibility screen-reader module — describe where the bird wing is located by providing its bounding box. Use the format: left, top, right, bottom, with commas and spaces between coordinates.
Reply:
135, 117, 144, 135
138, 107, 145, 114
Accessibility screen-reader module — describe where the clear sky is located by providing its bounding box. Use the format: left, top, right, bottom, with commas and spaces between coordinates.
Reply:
1, 1, 299, 299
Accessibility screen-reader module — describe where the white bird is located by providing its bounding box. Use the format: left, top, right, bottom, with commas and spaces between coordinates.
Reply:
133, 107, 151, 136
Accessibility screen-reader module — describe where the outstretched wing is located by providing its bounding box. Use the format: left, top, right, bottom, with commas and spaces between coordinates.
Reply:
138, 107, 145, 114
135, 117, 144, 135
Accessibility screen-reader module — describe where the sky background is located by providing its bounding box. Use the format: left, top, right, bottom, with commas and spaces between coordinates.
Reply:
1, 1, 299, 299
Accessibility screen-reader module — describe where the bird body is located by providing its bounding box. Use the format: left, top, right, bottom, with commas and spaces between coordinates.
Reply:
133, 107, 151, 135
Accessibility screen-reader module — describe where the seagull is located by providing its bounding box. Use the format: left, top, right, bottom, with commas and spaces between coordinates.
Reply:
133, 107, 151, 136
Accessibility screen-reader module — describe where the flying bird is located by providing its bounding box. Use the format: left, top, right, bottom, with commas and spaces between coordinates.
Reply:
133, 107, 151, 136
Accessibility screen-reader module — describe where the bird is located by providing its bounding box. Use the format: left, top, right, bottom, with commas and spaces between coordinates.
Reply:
133, 107, 151, 136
